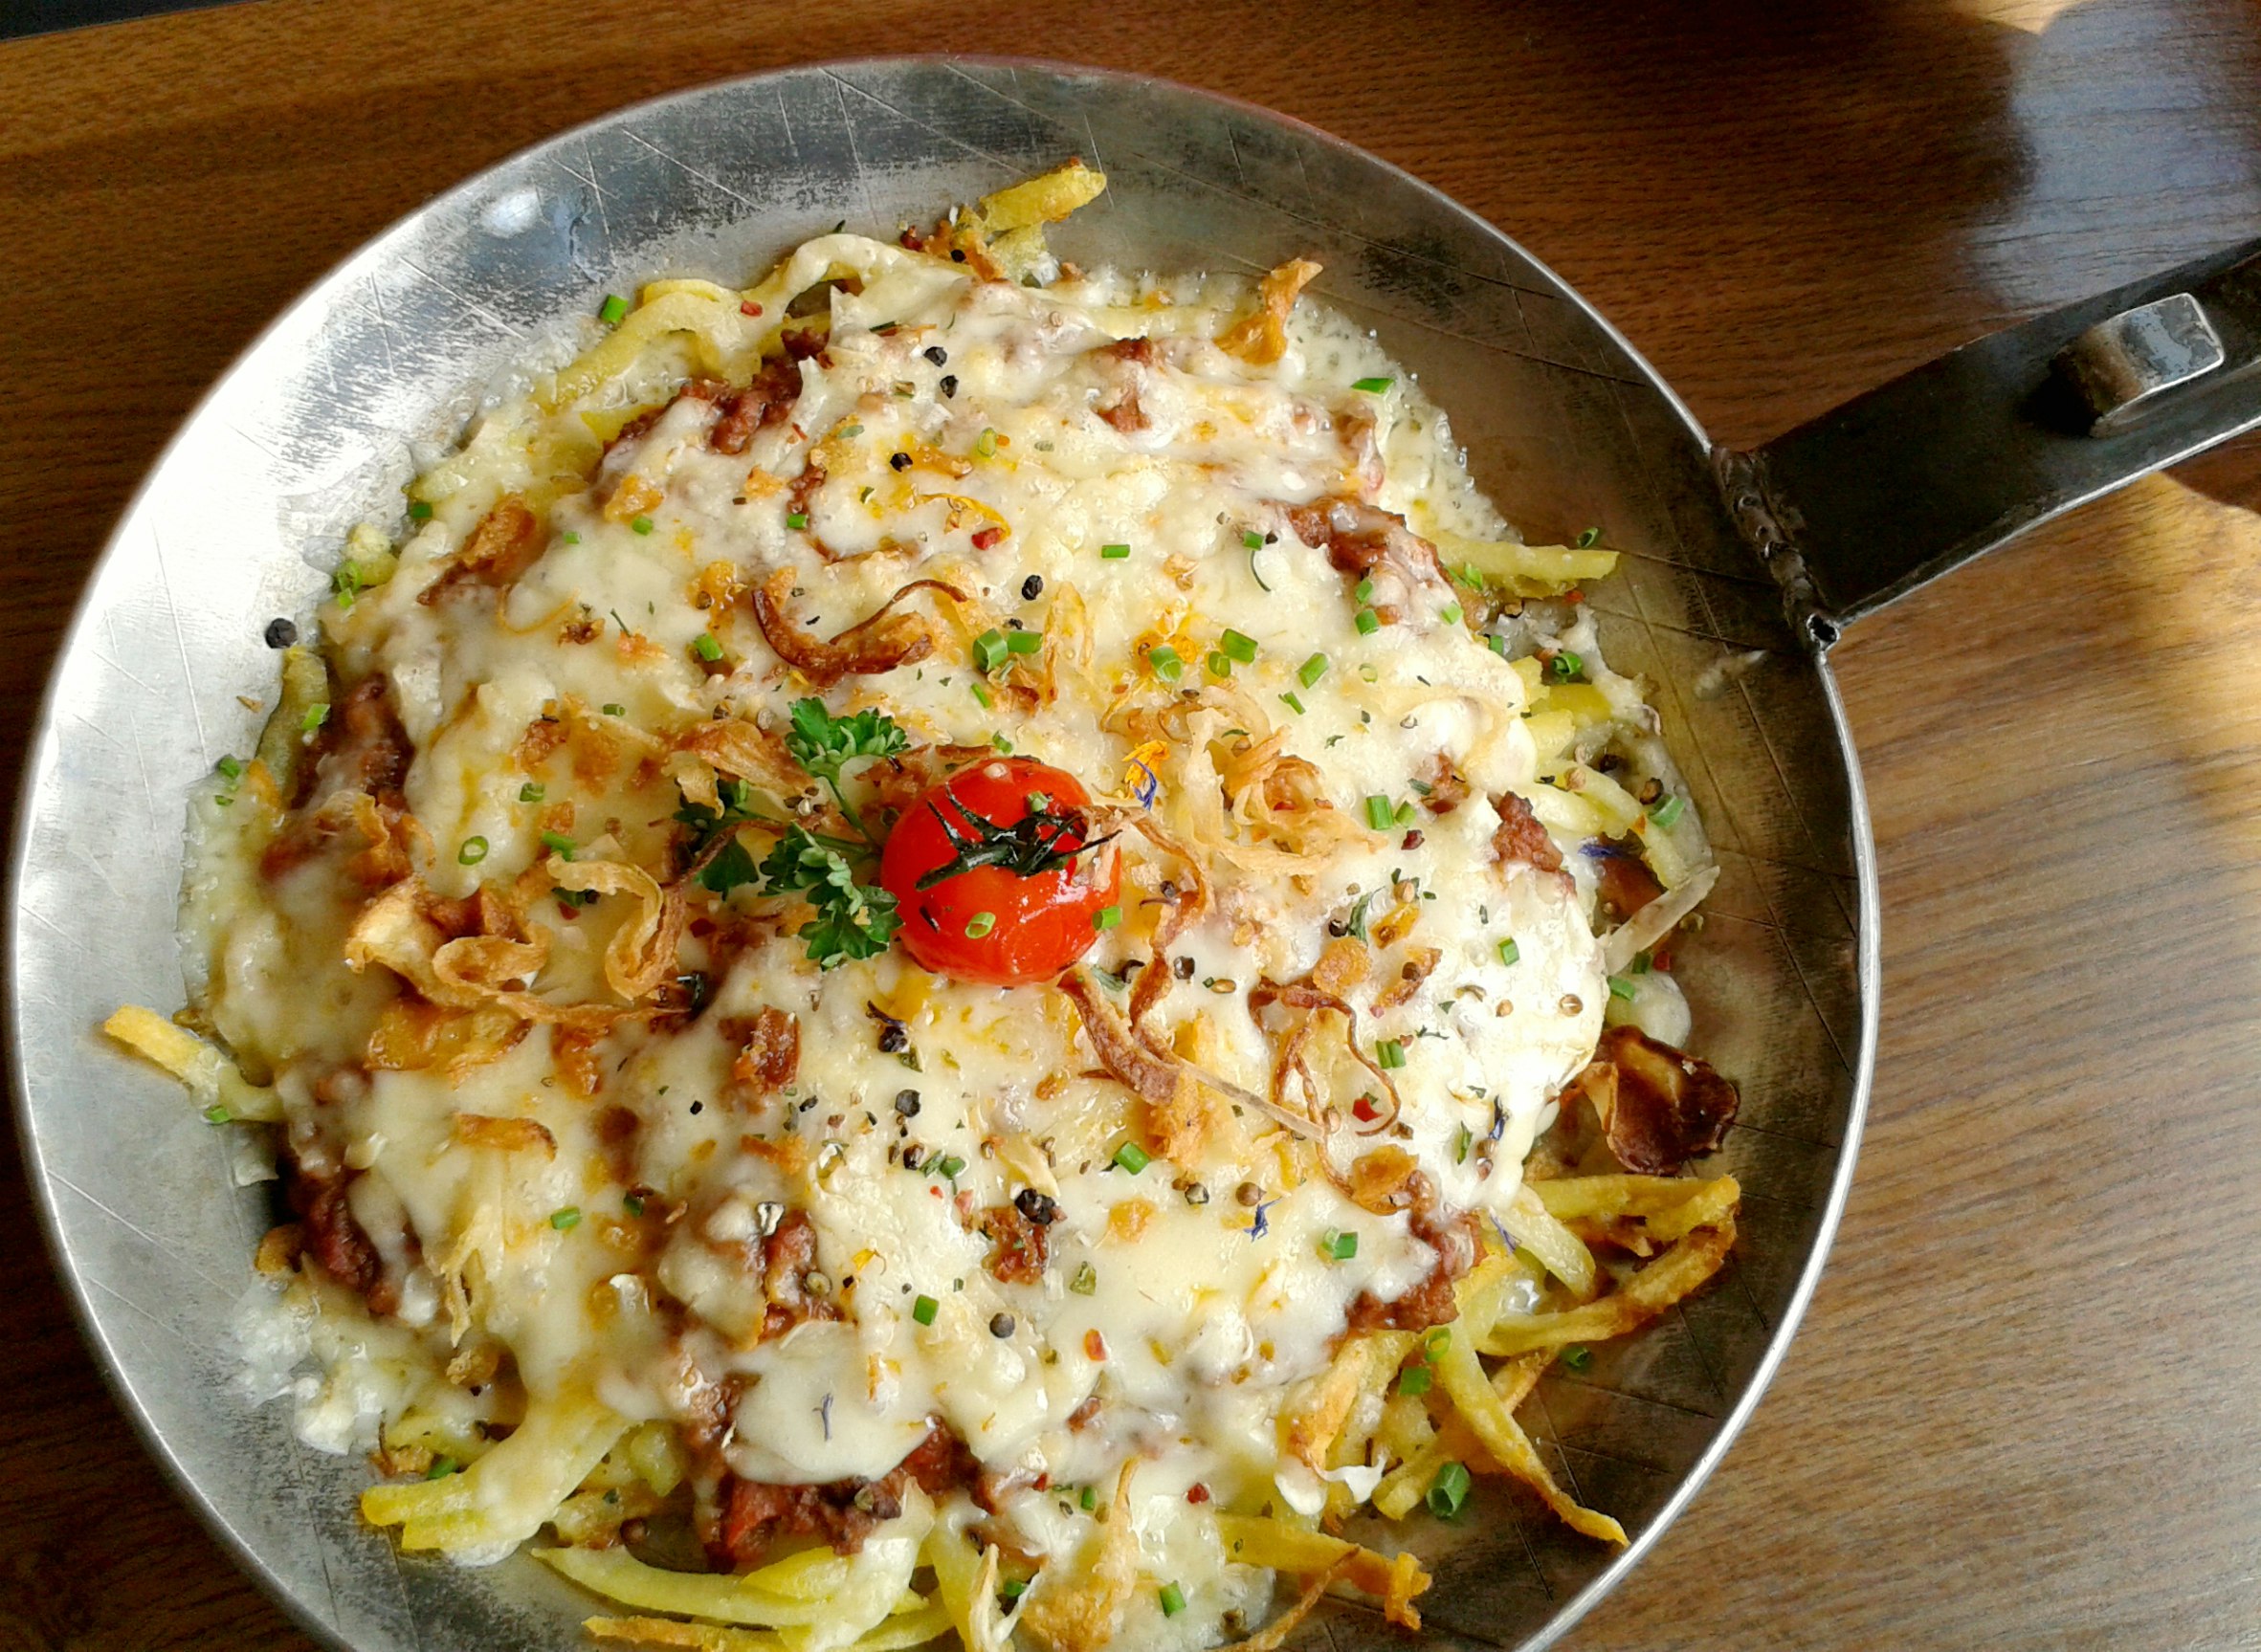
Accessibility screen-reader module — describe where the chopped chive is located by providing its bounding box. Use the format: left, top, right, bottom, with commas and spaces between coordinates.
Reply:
1241, 529, 1264, 550
1001, 1579, 1028, 1602
1297, 652, 1330, 688
935, 1154, 966, 1179
1453, 1124, 1473, 1164
1427, 1461, 1472, 1517
991, 733, 1013, 755
964, 912, 997, 939
1496, 937, 1520, 967
1551, 650, 1584, 680
1560, 1344, 1594, 1372
1376, 1039, 1407, 1069
1147, 644, 1183, 681
214, 756, 242, 781
1439, 602, 1463, 626
912, 1294, 939, 1326
1320, 1229, 1358, 1261
693, 632, 722, 662
1398, 1362, 1433, 1396
563, 531, 581, 544
975, 428, 998, 457
299, 702, 329, 735
519, 782, 545, 804
1159, 1584, 1186, 1618
1355, 577, 1376, 605
1487, 632, 1510, 658
549, 1206, 582, 1230
787, 512, 809, 529
407, 499, 434, 521
839, 423, 864, 438
1363, 795, 1395, 831
1080, 1485, 1098, 1511
1207, 650, 1232, 678
1099, 542, 1132, 560
1219, 629, 1258, 664
1608, 976, 1638, 1002
1069, 1261, 1098, 1296
1354, 608, 1382, 636
425, 1456, 458, 1479
1093, 905, 1122, 931
541, 830, 576, 860
457, 836, 489, 866
973, 628, 1009, 672
1279, 691, 1306, 716
1113, 1142, 1152, 1175
202, 1103, 231, 1124
1352, 375, 1394, 393
1006, 628, 1044, 655
1650, 794, 1686, 829
970, 680, 994, 709
1576, 526, 1603, 548
1393, 800, 1416, 826
630, 515, 654, 536
602, 703, 625, 716
624, 1193, 645, 1216
598, 294, 630, 324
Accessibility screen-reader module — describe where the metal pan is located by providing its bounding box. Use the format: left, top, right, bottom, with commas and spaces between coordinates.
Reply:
9, 56, 2258, 1652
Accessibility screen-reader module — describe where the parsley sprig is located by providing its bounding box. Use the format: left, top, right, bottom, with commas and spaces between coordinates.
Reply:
756, 826, 901, 968
784, 697, 908, 844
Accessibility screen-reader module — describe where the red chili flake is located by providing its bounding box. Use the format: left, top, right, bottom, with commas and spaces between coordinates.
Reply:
741, 300, 765, 317
1565, 589, 1585, 604
689, 916, 716, 938
1651, 949, 1674, 973
1352, 1096, 1380, 1123
556, 901, 581, 921
970, 526, 1006, 550
1186, 1483, 1211, 1505
1084, 1329, 1107, 1361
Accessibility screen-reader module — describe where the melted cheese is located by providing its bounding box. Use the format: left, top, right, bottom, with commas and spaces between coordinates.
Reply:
188, 232, 1706, 1644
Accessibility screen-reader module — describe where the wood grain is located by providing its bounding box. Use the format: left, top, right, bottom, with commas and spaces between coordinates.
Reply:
5, 2, 2260, 1647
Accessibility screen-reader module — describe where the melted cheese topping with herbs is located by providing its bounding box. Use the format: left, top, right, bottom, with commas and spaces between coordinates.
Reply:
190, 233, 1705, 1646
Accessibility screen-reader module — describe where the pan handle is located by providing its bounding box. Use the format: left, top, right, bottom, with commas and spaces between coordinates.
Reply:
1718, 236, 2261, 649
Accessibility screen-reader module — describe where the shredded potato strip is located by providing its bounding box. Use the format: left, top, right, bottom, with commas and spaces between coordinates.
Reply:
1016, 1461, 1140, 1652
545, 1488, 932, 1652
1214, 1516, 1429, 1631
102, 1006, 282, 1122
1479, 1214, 1739, 1358
361, 1388, 626, 1553
1430, 1326, 1627, 1545
1532, 1173, 1740, 1243
1498, 1182, 1600, 1300
586, 1604, 952, 1652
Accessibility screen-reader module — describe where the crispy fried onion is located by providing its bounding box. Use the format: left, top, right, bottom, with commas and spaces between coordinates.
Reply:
346, 880, 639, 1032
1058, 968, 1316, 1155
1248, 979, 1403, 1135
1016, 1460, 1139, 1652
1573, 1024, 1740, 1174
545, 854, 686, 1002
750, 569, 966, 686
1217, 258, 1323, 365
1213, 725, 1360, 855
1122, 812, 1208, 1028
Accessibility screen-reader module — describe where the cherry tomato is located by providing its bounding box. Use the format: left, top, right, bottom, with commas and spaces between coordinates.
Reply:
879, 757, 1120, 986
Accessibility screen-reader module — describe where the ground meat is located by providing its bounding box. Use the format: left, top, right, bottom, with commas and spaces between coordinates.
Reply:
786, 462, 827, 521
282, 1157, 381, 1298
711, 356, 802, 455
978, 1202, 1050, 1284
1419, 753, 1470, 815
1282, 496, 1447, 622
710, 1421, 982, 1566
1344, 1175, 1482, 1333
1490, 791, 1564, 873
1095, 385, 1146, 432
759, 1210, 840, 1341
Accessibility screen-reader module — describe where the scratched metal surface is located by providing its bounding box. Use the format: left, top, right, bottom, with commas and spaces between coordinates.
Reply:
5, 59, 1874, 1652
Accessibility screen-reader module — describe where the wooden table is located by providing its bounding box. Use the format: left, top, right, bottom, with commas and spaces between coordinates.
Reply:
5, 3, 2260, 1647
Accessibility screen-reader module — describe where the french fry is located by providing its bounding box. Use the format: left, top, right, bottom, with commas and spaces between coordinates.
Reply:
973, 160, 1108, 233
1496, 1183, 1599, 1300
1214, 1516, 1429, 1630
541, 1521, 928, 1632
1372, 1345, 1545, 1519
585, 1601, 951, 1652
1432, 1330, 1626, 1544
1532, 1174, 1740, 1243
101, 1006, 283, 1123
363, 1389, 625, 1554
1433, 530, 1618, 597
1479, 1216, 1738, 1358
